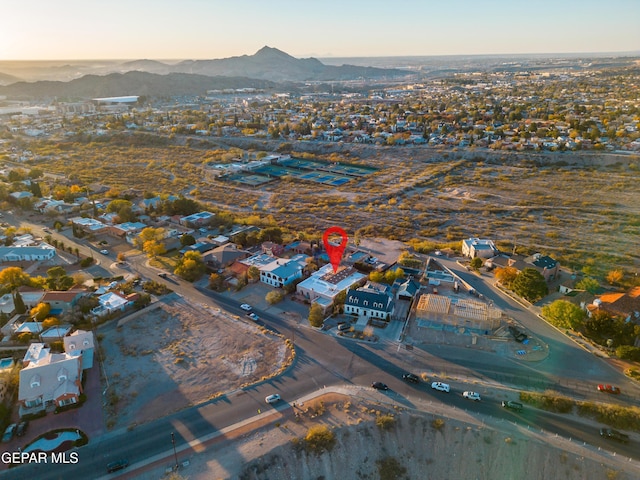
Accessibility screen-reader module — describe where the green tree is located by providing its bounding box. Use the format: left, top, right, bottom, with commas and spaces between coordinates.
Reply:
308, 302, 324, 328
265, 290, 284, 305
180, 234, 196, 247
576, 277, 600, 294
46, 266, 74, 290
541, 300, 585, 330
13, 292, 26, 314
174, 251, 205, 282
511, 268, 548, 302
470, 257, 484, 270
369, 271, 384, 283
247, 266, 260, 282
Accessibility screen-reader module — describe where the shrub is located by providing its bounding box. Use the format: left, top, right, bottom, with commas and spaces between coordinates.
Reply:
79, 257, 94, 267
376, 414, 396, 431
377, 457, 407, 480
616, 345, 640, 361
265, 290, 284, 305
303, 425, 336, 454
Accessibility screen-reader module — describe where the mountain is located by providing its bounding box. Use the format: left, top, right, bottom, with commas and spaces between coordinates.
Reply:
171, 46, 409, 82
0, 71, 276, 100
0, 72, 23, 86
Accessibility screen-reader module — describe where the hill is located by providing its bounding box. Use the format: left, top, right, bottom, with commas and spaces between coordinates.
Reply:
0, 71, 276, 100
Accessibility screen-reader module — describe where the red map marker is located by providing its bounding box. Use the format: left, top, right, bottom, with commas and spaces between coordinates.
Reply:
323, 226, 348, 273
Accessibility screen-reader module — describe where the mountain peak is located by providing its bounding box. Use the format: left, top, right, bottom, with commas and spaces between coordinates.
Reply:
254, 46, 294, 60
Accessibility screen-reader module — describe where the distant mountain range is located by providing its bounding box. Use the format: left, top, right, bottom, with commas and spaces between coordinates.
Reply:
0, 72, 276, 100
0, 46, 411, 99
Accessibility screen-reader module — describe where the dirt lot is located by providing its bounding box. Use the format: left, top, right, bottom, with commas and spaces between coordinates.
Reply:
138, 393, 640, 480
100, 295, 292, 429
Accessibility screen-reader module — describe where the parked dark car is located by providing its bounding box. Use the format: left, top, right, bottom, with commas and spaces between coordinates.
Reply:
371, 382, 389, 391
501, 400, 524, 412
600, 428, 630, 444
508, 325, 527, 342
337, 323, 351, 332
402, 373, 420, 384
106, 459, 129, 473
16, 421, 28, 437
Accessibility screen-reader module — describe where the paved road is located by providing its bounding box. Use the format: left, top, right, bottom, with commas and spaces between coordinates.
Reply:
2, 212, 639, 477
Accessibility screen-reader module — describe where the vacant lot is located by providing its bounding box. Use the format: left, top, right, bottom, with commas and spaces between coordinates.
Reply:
100, 295, 291, 429
29, 136, 640, 273
138, 394, 640, 480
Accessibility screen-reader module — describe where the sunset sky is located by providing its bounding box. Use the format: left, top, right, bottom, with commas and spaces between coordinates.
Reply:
2, 0, 639, 60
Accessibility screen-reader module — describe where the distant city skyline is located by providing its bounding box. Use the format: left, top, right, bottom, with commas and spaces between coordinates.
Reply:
2, 0, 639, 61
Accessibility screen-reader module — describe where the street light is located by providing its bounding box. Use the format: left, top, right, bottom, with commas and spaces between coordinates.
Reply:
171, 432, 179, 471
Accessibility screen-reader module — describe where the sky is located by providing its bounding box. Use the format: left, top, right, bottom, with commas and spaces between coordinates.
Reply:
2, 0, 639, 60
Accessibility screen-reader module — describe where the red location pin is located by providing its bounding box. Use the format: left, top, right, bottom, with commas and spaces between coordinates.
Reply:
323, 226, 348, 273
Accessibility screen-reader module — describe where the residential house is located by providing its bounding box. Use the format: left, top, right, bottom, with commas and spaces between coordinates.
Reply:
180, 211, 215, 227
0, 294, 15, 315
41, 289, 87, 315
396, 277, 421, 301
462, 238, 499, 259
525, 253, 560, 282
203, 244, 249, 269
18, 343, 83, 415
40, 324, 73, 343
590, 287, 640, 324
261, 241, 284, 257
344, 288, 395, 321
260, 258, 303, 288
64, 329, 95, 369
0, 243, 56, 262
91, 291, 137, 317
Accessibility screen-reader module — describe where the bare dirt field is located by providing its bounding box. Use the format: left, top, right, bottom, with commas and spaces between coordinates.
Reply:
31, 136, 640, 273
100, 295, 292, 429
139, 393, 640, 480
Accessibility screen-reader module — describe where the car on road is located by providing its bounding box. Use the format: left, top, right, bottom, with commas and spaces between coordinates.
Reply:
431, 382, 450, 393
600, 428, 630, 444
240, 304, 252, 311
2, 424, 16, 442
597, 384, 621, 394
402, 373, 420, 384
247, 312, 259, 321
100, 249, 109, 255
501, 400, 523, 412
372, 382, 389, 390
42, 227, 51, 233
265, 394, 281, 404
158, 272, 168, 278
16, 421, 28, 437
463, 391, 481, 401
337, 323, 351, 332
106, 459, 129, 473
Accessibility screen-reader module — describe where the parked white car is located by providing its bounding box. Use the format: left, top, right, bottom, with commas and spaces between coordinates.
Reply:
431, 382, 450, 393
463, 391, 481, 401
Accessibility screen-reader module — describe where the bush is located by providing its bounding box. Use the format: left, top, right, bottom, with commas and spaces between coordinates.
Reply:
376, 414, 396, 431
377, 457, 407, 480
616, 345, 640, 361
79, 257, 94, 267
303, 425, 336, 454
265, 290, 284, 305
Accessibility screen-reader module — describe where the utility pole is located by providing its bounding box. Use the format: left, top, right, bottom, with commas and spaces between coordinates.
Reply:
171, 432, 179, 471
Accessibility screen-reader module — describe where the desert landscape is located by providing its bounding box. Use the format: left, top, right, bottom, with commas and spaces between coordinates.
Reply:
100, 295, 293, 429
134, 393, 639, 480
